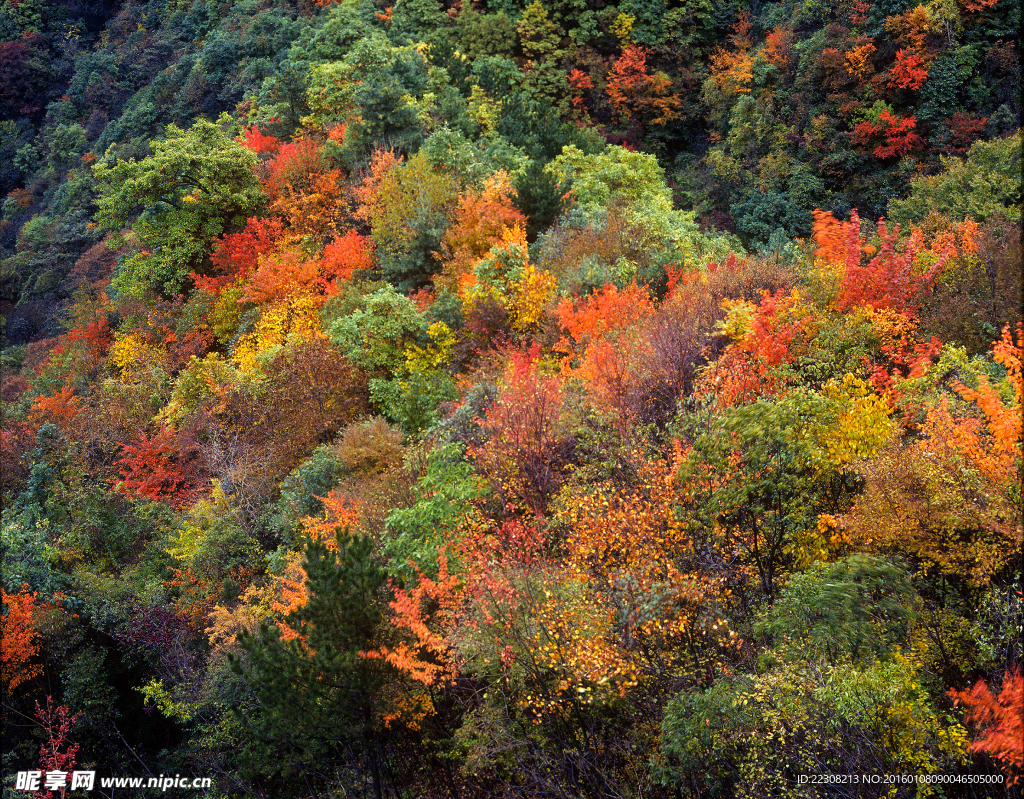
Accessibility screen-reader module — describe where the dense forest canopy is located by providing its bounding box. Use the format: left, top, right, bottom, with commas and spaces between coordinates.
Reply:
1, 0, 1021, 796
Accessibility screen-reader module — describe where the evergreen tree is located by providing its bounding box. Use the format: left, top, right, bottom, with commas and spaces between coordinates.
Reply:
514, 159, 568, 242
231, 532, 391, 799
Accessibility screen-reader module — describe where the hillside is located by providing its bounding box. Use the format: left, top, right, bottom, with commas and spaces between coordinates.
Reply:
1, 0, 1021, 796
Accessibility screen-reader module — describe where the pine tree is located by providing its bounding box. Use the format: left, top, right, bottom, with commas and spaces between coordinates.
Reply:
513, 160, 567, 242
231, 532, 391, 799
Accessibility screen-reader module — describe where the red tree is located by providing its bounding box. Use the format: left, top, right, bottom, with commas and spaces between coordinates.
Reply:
836, 214, 956, 313
567, 68, 594, 118
318, 230, 374, 291
762, 26, 792, 71
471, 345, 568, 513
32, 698, 83, 799
945, 113, 988, 155
606, 45, 680, 125
236, 125, 280, 155
950, 667, 1024, 785
117, 427, 205, 509
195, 216, 286, 295
888, 49, 927, 90
852, 110, 925, 159
262, 138, 324, 202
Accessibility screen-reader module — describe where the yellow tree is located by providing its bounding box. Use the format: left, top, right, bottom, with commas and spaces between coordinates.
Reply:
841, 325, 1023, 587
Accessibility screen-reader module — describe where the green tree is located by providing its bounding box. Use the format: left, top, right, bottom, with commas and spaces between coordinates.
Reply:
232, 532, 392, 798
515, 2, 571, 109
93, 118, 265, 299
754, 554, 918, 664
362, 153, 458, 290
384, 442, 487, 577
657, 654, 969, 797
917, 52, 965, 128
888, 133, 1022, 225
288, 0, 377, 66
549, 143, 673, 220
657, 562, 961, 797
323, 284, 427, 374
456, 7, 516, 59
517, 0, 562, 61
695, 388, 868, 601
388, 0, 448, 45
47, 123, 87, 171
514, 158, 568, 241
731, 190, 812, 247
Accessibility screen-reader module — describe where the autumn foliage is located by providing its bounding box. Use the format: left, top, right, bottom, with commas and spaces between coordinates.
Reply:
951, 668, 1024, 784
762, 26, 792, 70
29, 698, 83, 799
471, 345, 568, 512
236, 125, 280, 155
240, 232, 371, 304
812, 208, 958, 313
438, 173, 526, 289
196, 216, 286, 295
924, 324, 1022, 484
852, 110, 925, 160
3, 1, 1020, 794
117, 427, 206, 509
888, 49, 927, 91
606, 46, 680, 126
2, 586, 46, 694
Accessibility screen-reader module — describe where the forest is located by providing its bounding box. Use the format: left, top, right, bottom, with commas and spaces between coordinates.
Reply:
0, 0, 1021, 795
